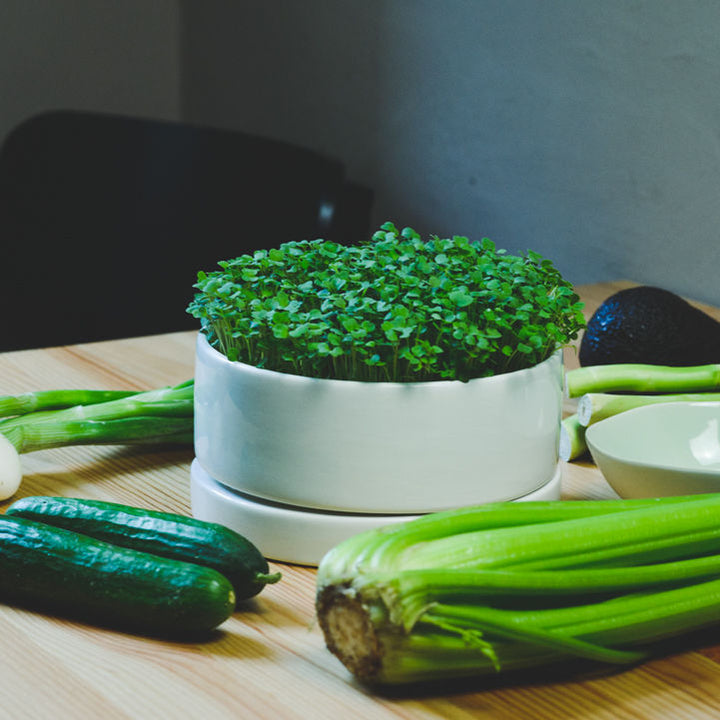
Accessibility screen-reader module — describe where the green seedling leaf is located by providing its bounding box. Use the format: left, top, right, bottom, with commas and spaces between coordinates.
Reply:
186, 223, 585, 381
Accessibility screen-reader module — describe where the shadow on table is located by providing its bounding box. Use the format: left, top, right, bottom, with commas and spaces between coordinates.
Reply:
361, 628, 720, 704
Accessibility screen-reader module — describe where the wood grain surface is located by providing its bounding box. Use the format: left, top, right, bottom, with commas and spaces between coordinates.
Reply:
2, 283, 720, 720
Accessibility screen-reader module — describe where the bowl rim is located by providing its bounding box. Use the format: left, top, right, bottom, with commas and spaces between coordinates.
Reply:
586, 400, 720, 475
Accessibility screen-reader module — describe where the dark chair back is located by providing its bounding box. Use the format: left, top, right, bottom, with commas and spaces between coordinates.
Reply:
0, 110, 372, 350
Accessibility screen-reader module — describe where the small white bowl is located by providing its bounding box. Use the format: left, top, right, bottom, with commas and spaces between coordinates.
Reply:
193, 334, 563, 514
586, 402, 720, 498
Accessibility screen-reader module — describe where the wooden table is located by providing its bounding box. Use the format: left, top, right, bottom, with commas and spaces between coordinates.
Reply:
3, 282, 720, 719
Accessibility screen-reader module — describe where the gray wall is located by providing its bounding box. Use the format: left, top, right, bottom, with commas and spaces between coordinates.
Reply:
179, 1, 720, 306
0, 0, 181, 146
4, 2, 720, 306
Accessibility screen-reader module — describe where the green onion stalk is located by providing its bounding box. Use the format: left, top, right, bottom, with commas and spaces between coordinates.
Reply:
565, 363, 720, 398
316, 494, 720, 685
0, 381, 193, 500
560, 364, 720, 461
559, 413, 588, 462
576, 391, 720, 426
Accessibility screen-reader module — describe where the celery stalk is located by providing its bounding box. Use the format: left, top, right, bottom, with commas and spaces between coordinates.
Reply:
317, 494, 703, 582
317, 494, 720, 685
396, 495, 720, 571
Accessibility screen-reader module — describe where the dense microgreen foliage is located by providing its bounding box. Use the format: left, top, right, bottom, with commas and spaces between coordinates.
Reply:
187, 223, 585, 382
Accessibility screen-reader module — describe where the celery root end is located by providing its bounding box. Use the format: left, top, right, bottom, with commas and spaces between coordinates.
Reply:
317, 587, 383, 682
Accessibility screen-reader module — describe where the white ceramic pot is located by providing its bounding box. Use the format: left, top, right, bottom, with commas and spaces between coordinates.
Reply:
193, 333, 563, 514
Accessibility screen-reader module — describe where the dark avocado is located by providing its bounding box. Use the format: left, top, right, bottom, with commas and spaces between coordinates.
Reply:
579, 286, 720, 367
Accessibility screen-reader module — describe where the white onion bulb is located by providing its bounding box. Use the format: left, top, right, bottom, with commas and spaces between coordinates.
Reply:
0, 433, 22, 500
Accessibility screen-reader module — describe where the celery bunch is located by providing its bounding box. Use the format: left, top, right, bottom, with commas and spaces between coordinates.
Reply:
317, 495, 720, 685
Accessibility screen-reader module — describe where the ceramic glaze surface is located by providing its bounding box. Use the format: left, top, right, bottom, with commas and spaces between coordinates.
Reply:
194, 333, 563, 513
190, 459, 562, 566
586, 402, 720, 498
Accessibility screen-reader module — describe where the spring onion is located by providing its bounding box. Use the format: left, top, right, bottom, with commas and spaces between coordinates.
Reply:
577, 391, 720, 427
559, 414, 587, 461
0, 389, 136, 417
316, 493, 720, 685
561, 364, 720, 462
0, 381, 193, 500
560, 392, 720, 461
565, 363, 720, 397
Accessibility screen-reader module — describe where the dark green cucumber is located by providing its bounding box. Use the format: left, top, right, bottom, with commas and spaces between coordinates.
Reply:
0, 515, 234, 636
6, 496, 280, 600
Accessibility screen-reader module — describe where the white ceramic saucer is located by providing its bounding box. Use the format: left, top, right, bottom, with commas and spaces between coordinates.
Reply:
190, 459, 562, 566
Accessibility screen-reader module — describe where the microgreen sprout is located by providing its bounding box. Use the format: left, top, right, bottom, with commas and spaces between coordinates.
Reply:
187, 223, 585, 382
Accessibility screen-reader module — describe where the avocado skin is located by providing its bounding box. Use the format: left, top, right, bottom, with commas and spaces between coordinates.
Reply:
579, 286, 720, 367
